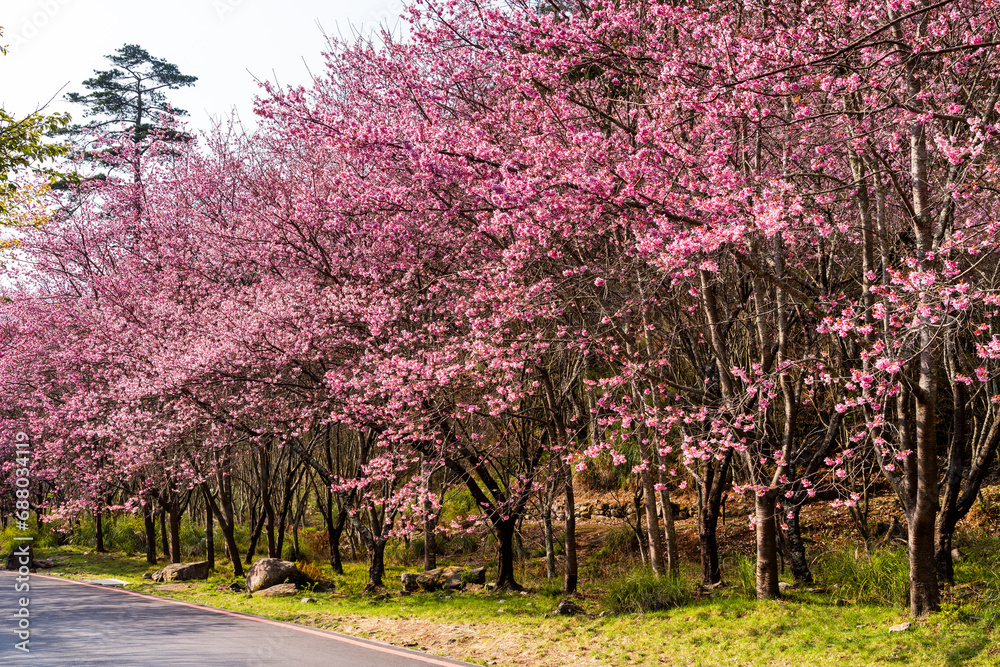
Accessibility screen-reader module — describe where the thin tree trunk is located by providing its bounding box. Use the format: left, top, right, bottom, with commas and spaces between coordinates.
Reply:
95, 511, 105, 553
159, 508, 168, 561
564, 467, 578, 593
204, 489, 215, 571
543, 506, 556, 580
143, 503, 157, 565
423, 459, 437, 571
755, 491, 780, 599
168, 503, 182, 564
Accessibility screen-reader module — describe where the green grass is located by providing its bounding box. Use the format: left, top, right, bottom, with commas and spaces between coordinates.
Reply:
32, 538, 999, 667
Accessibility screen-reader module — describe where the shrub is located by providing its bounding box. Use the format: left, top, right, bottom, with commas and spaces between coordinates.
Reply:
605, 568, 691, 614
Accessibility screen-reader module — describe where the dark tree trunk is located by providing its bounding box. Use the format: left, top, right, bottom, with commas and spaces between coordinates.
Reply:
423, 462, 437, 572
245, 508, 266, 565
143, 504, 157, 565
205, 492, 215, 572
201, 482, 243, 577
563, 469, 578, 594
543, 507, 556, 580
755, 491, 780, 599
495, 520, 522, 591
159, 508, 168, 560
95, 511, 105, 553
168, 503, 182, 564
698, 453, 731, 585
909, 327, 940, 617
778, 495, 813, 584
328, 508, 346, 575
264, 495, 277, 558
366, 539, 387, 590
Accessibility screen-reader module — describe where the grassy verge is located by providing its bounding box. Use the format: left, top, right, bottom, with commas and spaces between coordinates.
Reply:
30, 542, 999, 667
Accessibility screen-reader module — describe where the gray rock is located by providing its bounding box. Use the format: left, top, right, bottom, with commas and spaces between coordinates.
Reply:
465, 566, 487, 585
34, 558, 56, 569
254, 583, 298, 597
151, 561, 211, 583
555, 599, 586, 616
416, 566, 468, 592
245, 558, 309, 593
5, 544, 36, 571
141, 572, 152, 580
401, 572, 420, 593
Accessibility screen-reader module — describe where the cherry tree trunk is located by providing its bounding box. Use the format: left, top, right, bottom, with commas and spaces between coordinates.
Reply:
755, 491, 780, 599
168, 504, 182, 563
143, 505, 157, 565
564, 469, 578, 594
910, 330, 940, 616
495, 520, 522, 591
778, 495, 812, 584
94, 511, 105, 553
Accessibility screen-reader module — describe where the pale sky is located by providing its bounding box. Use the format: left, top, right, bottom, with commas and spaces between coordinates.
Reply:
1, 0, 404, 132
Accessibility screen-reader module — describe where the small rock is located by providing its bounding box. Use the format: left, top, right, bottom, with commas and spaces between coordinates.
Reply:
254, 583, 299, 598
888, 622, 911, 633
555, 599, 586, 616
465, 566, 487, 585
300, 597, 314, 603
141, 572, 153, 580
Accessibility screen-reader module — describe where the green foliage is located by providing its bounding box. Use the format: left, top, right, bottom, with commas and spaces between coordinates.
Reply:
104, 515, 145, 556
578, 452, 631, 491
594, 524, 639, 562
65, 44, 197, 142
0, 524, 58, 555
605, 568, 691, 614
814, 545, 909, 606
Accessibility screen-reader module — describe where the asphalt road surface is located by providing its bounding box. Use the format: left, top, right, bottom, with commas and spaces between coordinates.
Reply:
0, 571, 475, 666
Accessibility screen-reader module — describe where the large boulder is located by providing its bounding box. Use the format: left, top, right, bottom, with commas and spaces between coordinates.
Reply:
414, 566, 470, 592
245, 558, 310, 593
152, 561, 211, 582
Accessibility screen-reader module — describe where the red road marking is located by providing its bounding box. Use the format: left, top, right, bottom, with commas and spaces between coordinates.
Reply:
17, 572, 464, 667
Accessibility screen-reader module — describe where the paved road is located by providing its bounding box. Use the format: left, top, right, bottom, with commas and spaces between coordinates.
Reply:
0, 572, 474, 666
